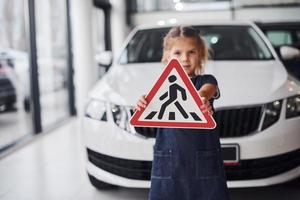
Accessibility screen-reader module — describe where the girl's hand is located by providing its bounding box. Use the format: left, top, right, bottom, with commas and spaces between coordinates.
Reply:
134, 95, 147, 112
200, 96, 213, 115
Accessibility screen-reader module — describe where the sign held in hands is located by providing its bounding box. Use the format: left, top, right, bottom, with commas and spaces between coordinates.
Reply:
130, 59, 216, 129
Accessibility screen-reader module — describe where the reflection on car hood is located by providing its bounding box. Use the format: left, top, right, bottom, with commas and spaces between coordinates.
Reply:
90, 61, 299, 108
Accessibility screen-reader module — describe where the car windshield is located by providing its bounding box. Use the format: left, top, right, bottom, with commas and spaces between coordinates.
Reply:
119, 25, 274, 64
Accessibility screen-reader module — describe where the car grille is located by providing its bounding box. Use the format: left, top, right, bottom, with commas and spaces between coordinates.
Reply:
87, 148, 300, 181
0, 77, 14, 88
0, 77, 15, 98
134, 127, 157, 138
132, 106, 263, 138
87, 148, 152, 180
214, 106, 262, 138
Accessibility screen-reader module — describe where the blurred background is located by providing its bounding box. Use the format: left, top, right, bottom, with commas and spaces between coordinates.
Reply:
0, 0, 299, 199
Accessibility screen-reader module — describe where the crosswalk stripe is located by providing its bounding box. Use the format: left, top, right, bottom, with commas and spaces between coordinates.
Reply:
190, 112, 202, 121
145, 111, 157, 120
169, 112, 175, 120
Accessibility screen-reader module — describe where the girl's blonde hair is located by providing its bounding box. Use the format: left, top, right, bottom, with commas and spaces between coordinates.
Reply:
161, 26, 209, 75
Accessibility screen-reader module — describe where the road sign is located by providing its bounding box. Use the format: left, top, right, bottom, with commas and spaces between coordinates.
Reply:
130, 59, 216, 129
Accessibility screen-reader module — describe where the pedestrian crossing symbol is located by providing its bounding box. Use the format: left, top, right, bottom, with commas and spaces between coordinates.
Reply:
130, 58, 216, 129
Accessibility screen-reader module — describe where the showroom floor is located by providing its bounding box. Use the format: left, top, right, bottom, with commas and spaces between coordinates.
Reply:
0, 118, 299, 200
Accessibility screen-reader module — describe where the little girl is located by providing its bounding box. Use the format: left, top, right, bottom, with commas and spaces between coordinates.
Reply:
135, 26, 230, 200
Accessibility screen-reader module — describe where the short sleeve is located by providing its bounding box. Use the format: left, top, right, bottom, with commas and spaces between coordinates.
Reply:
201, 74, 220, 99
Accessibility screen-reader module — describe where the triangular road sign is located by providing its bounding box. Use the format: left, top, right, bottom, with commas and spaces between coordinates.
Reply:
130, 58, 216, 129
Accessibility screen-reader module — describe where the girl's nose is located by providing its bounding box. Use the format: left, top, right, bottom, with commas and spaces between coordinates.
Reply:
181, 53, 189, 62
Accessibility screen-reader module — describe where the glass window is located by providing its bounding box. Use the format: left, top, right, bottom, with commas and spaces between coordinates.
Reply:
296, 31, 300, 42
134, 0, 229, 12
92, 7, 106, 78
266, 30, 293, 46
248, 28, 273, 59
119, 29, 165, 63
35, 0, 69, 128
119, 25, 274, 64
0, 0, 33, 150
203, 26, 273, 60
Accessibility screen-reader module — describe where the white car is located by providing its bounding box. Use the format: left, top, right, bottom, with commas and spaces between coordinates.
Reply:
0, 48, 67, 111
83, 21, 300, 189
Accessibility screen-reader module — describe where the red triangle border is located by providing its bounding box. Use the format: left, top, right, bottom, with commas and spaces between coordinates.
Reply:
130, 59, 216, 129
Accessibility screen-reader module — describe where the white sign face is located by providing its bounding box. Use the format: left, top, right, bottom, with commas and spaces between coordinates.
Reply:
130, 59, 216, 129
140, 68, 207, 123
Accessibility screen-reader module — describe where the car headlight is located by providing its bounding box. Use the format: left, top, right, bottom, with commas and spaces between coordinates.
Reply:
286, 95, 300, 119
85, 99, 107, 121
261, 100, 282, 130
110, 103, 133, 133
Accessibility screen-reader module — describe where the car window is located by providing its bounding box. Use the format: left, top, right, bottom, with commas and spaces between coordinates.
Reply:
202, 26, 273, 60
119, 29, 166, 63
248, 28, 273, 59
119, 25, 274, 64
265, 30, 293, 46
296, 31, 300, 42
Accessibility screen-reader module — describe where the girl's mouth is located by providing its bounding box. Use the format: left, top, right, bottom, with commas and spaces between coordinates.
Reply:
183, 64, 191, 68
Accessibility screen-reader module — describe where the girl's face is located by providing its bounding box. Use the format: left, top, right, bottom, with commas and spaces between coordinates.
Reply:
168, 37, 201, 77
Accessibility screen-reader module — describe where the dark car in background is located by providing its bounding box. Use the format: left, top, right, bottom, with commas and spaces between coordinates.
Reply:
0, 62, 16, 111
256, 21, 300, 79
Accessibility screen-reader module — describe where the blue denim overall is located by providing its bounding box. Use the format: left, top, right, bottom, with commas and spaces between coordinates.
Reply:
149, 75, 230, 200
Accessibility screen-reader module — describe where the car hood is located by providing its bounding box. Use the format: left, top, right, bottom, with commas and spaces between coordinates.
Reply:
89, 61, 300, 108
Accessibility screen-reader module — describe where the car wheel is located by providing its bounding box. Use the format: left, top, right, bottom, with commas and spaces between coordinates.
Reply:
24, 98, 30, 112
87, 173, 118, 190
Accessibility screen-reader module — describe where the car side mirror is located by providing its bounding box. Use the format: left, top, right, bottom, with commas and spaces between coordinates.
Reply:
95, 51, 113, 70
280, 46, 300, 60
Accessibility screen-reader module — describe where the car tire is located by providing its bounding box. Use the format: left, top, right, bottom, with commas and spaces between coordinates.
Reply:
24, 98, 30, 112
87, 173, 118, 190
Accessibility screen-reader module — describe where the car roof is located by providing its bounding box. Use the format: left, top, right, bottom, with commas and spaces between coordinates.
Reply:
136, 20, 254, 30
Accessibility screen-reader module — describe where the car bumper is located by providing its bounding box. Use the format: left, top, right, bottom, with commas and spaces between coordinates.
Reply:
86, 147, 300, 188
83, 115, 300, 187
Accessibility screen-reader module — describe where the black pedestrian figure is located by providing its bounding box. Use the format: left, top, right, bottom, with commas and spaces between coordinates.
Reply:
158, 75, 189, 119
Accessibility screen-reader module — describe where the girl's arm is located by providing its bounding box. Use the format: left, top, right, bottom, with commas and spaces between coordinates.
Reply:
134, 95, 147, 112
198, 83, 217, 100
198, 83, 217, 115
